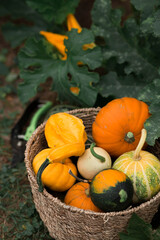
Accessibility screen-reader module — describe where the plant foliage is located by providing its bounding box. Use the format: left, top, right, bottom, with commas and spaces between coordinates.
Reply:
119, 213, 160, 240
91, 0, 160, 145
18, 29, 102, 106
26, 0, 80, 24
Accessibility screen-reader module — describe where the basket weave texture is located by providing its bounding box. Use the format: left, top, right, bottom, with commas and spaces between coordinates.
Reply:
24, 108, 160, 240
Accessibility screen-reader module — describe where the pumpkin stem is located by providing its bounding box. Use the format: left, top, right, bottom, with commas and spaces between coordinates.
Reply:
119, 189, 128, 203
133, 128, 147, 160
69, 169, 89, 183
90, 143, 105, 163
85, 187, 90, 197
37, 158, 50, 192
124, 132, 135, 143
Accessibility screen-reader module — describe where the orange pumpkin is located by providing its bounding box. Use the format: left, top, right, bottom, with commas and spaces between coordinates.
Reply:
92, 97, 150, 157
64, 182, 101, 212
32, 148, 77, 192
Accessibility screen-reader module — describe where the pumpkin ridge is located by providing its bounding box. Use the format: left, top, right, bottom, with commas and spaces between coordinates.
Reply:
123, 161, 135, 175
139, 162, 151, 199
78, 182, 89, 190
80, 197, 88, 209
146, 161, 160, 182
67, 194, 85, 205
133, 162, 137, 196
114, 159, 131, 170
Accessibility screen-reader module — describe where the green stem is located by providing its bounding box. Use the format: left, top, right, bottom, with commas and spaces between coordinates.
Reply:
37, 158, 50, 192
119, 189, 128, 203
24, 101, 52, 141
90, 143, 105, 163
124, 132, 135, 143
68, 169, 89, 183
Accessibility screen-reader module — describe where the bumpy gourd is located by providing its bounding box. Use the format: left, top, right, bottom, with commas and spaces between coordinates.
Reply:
113, 129, 160, 203
32, 148, 77, 192
36, 112, 87, 192
77, 143, 112, 179
64, 182, 101, 212
92, 97, 150, 157
45, 112, 87, 155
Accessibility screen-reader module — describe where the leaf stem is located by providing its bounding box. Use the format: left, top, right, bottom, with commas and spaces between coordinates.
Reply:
68, 169, 89, 183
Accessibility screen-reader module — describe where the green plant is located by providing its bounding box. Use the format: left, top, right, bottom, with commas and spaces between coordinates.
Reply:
13, 0, 160, 145
119, 213, 160, 240
0, 162, 52, 240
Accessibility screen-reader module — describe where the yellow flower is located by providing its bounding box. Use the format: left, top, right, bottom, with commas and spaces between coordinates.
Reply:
40, 14, 95, 60
40, 32, 68, 60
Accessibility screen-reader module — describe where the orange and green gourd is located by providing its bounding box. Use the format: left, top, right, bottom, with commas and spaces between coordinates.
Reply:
90, 169, 133, 212
113, 128, 160, 203
92, 97, 150, 157
33, 148, 77, 192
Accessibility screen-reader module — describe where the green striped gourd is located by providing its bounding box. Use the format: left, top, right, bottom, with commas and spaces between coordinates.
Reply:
113, 129, 160, 203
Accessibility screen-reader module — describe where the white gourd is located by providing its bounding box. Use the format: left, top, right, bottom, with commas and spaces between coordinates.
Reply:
77, 143, 112, 179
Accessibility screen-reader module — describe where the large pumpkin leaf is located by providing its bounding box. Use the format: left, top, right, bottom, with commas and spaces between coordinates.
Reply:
97, 71, 145, 99
18, 29, 102, 106
130, 0, 160, 37
2, 22, 47, 48
138, 79, 160, 145
91, 0, 159, 82
26, 0, 80, 24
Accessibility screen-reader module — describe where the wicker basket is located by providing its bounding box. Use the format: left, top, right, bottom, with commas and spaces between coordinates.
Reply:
24, 108, 160, 240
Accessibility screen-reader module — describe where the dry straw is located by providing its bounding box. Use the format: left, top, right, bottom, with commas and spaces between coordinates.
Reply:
24, 108, 160, 240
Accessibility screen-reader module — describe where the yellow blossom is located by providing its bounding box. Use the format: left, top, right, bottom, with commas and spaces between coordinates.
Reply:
40, 14, 95, 60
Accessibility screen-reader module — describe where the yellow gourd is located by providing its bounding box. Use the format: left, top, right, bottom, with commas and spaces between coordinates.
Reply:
33, 148, 77, 192
34, 112, 87, 192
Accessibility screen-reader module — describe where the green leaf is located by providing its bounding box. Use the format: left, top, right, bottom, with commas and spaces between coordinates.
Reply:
0, 0, 40, 20
91, 0, 159, 82
141, 9, 160, 37
2, 22, 47, 48
26, 0, 80, 24
18, 29, 102, 106
153, 228, 160, 240
0, 62, 9, 76
138, 79, 160, 145
6, 72, 18, 82
130, 0, 157, 13
97, 71, 145, 99
119, 213, 152, 240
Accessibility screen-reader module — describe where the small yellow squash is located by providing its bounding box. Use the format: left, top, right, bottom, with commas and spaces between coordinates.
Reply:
32, 148, 77, 192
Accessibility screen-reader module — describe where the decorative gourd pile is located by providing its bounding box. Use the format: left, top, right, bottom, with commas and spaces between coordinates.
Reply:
32, 97, 160, 213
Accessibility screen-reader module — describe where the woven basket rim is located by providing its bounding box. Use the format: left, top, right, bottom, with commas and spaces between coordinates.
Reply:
24, 107, 160, 217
